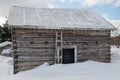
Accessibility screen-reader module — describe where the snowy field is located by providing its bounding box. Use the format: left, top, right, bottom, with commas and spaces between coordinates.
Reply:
0, 47, 120, 80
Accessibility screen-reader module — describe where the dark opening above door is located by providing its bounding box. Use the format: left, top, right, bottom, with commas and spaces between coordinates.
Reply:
62, 48, 74, 64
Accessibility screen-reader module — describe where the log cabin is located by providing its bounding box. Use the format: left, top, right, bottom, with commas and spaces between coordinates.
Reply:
7, 6, 115, 74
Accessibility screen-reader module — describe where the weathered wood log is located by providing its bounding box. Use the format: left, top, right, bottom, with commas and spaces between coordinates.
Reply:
15, 61, 54, 67
14, 49, 54, 53
15, 37, 55, 41
15, 53, 54, 57
15, 31, 108, 38
16, 56, 54, 62
14, 28, 110, 34
15, 65, 38, 72
14, 46, 54, 49
14, 48, 55, 53
63, 36, 110, 41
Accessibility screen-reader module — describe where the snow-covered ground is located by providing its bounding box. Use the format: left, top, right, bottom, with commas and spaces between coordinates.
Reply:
1, 48, 13, 55
0, 41, 12, 48
0, 47, 120, 80
0, 41, 13, 56
0, 56, 13, 80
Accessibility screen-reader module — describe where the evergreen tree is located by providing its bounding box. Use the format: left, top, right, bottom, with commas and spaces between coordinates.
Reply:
0, 26, 2, 42
1, 21, 12, 42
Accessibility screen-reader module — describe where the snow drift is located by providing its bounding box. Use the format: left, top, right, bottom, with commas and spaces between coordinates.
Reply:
0, 47, 120, 80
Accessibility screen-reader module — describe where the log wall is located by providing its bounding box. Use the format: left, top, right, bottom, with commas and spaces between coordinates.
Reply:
12, 28, 56, 73
62, 30, 111, 62
12, 28, 111, 74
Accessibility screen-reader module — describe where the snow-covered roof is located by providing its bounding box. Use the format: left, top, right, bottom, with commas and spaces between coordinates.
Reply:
8, 6, 115, 30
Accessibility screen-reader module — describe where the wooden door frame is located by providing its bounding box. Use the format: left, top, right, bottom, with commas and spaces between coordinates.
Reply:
62, 46, 77, 63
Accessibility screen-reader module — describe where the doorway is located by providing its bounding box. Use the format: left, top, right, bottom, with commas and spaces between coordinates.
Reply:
62, 48, 75, 64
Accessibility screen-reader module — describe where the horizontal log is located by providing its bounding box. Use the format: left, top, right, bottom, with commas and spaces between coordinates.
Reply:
98, 48, 110, 50
14, 35, 54, 39
13, 40, 55, 43
14, 44, 55, 48
76, 44, 110, 48
13, 41, 55, 47
22, 36, 55, 38
77, 56, 96, 60
14, 46, 54, 49
98, 42, 110, 45
15, 29, 56, 34
99, 50, 110, 54
14, 28, 110, 33
14, 37, 55, 41
15, 65, 38, 72
77, 57, 88, 61
75, 45, 97, 49
14, 49, 55, 54
74, 45, 109, 49
15, 61, 54, 67
15, 56, 54, 62
14, 42, 55, 47
77, 49, 110, 53
13, 49, 55, 54
14, 49, 54, 53
14, 34, 56, 39
63, 34, 108, 37
14, 47, 55, 51
98, 53, 110, 56
77, 50, 95, 53
16, 32, 56, 36
63, 36, 110, 41
16, 62, 42, 67
89, 32, 109, 36
14, 52, 54, 57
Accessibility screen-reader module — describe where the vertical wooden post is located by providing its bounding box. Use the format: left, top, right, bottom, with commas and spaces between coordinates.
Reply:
12, 27, 18, 74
